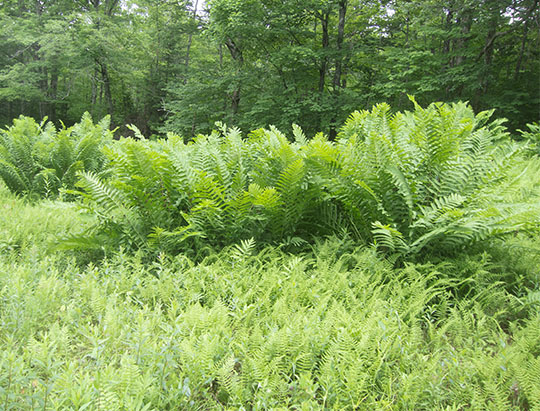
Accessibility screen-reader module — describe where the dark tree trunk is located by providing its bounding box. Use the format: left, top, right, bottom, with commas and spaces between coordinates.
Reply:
225, 38, 244, 118
98, 60, 114, 116
514, 0, 538, 80
452, 7, 472, 97
318, 12, 329, 94
329, 1, 347, 140
453, 10, 472, 68
332, 0, 347, 91
185, 0, 199, 72
514, 20, 528, 80
442, 6, 453, 56
231, 89, 240, 117
39, 66, 48, 118
91, 66, 98, 106
90, 0, 119, 119
481, 26, 497, 95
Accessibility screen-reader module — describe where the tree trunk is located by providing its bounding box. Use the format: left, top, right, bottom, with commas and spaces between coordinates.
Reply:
185, 0, 199, 73
332, 0, 347, 91
452, 7, 472, 97
442, 6, 453, 56
514, 0, 538, 80
99, 60, 114, 116
481, 25, 497, 95
329, 1, 347, 140
39, 66, 48, 117
91, 66, 98, 106
231, 89, 240, 117
91, 0, 118, 118
219, 43, 223, 69
318, 12, 329, 94
453, 9, 472, 68
35, 0, 43, 15
514, 20, 528, 80
225, 38, 243, 118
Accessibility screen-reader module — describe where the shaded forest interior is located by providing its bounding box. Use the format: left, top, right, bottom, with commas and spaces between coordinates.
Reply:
0, 0, 538, 137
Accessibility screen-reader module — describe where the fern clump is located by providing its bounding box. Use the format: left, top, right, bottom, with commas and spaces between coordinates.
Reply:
67, 126, 332, 256
314, 98, 539, 259
518, 122, 540, 156
64, 100, 539, 260
0, 113, 113, 199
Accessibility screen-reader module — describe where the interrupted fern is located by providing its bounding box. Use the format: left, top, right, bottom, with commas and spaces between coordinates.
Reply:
0, 113, 112, 199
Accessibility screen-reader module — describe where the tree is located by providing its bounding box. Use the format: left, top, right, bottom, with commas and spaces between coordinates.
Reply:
1, 0, 537, 134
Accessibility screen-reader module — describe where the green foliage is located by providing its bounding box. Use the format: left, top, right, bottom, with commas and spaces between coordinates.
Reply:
1, 0, 538, 136
0, 113, 112, 199
0, 183, 88, 256
316, 99, 539, 259
519, 122, 540, 156
1, 186, 540, 409
65, 101, 540, 261
67, 125, 333, 256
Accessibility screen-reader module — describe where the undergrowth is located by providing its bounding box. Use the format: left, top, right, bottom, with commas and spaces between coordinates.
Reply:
0, 113, 112, 199
54, 100, 540, 262
1, 100, 539, 409
1, 185, 539, 410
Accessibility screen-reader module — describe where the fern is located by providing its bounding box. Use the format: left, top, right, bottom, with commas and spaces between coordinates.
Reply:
0, 113, 112, 199
57, 101, 539, 260
316, 99, 538, 259
230, 237, 256, 262
0, 116, 43, 195
518, 122, 540, 156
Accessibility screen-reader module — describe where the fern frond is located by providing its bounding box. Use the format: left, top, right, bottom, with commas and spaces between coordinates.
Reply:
372, 221, 408, 254
0, 158, 30, 194
275, 158, 305, 196
231, 238, 256, 261
76, 171, 127, 215
292, 124, 307, 145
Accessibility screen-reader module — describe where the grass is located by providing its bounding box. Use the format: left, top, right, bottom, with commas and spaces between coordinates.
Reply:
1, 182, 539, 409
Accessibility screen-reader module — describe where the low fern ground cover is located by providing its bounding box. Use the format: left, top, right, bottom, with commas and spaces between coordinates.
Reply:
1, 102, 540, 409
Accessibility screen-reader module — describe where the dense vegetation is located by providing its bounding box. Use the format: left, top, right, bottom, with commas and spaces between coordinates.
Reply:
2, 100, 538, 260
1, 0, 539, 137
1, 181, 540, 409
1, 0, 539, 408
1, 99, 540, 408
0, 113, 112, 199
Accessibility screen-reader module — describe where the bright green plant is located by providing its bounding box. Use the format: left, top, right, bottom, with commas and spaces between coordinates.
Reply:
0, 116, 54, 196
66, 125, 333, 256
64, 101, 539, 260
0, 113, 113, 199
518, 122, 540, 156
310, 99, 539, 259
2, 181, 540, 409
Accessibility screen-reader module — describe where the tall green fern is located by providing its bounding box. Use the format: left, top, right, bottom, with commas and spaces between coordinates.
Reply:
62, 101, 539, 259
315, 99, 537, 259
66, 125, 334, 255
0, 113, 112, 199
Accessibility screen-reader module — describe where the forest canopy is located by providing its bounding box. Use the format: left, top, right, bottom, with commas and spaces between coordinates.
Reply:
0, 0, 539, 137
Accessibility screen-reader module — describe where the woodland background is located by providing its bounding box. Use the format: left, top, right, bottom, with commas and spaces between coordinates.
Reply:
1, 0, 539, 138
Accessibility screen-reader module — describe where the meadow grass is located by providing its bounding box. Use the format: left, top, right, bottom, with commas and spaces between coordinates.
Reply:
1, 183, 539, 410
